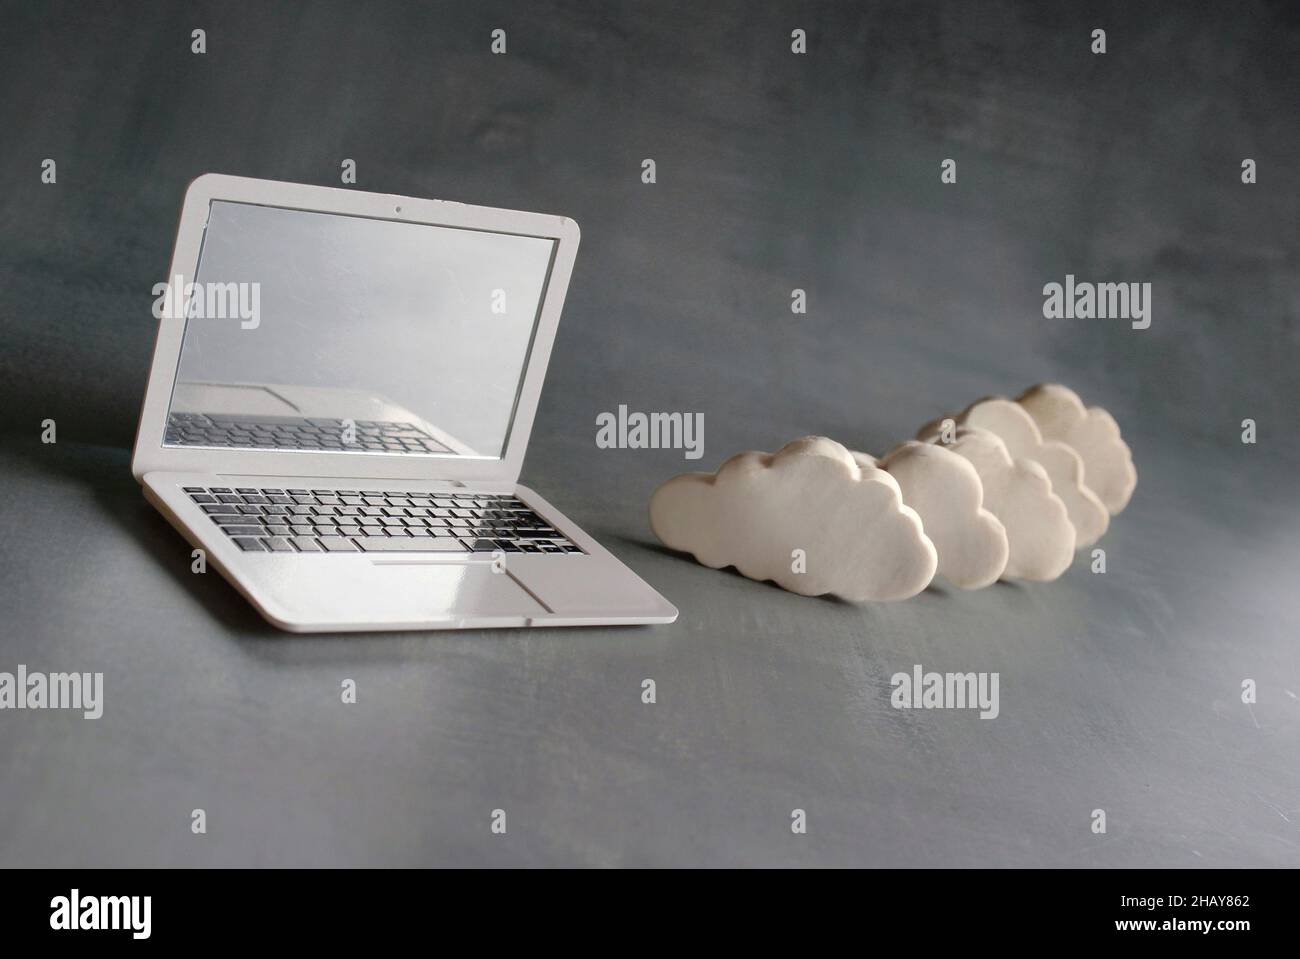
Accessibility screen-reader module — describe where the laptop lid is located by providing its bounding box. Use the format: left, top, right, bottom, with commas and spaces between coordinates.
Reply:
131, 174, 580, 486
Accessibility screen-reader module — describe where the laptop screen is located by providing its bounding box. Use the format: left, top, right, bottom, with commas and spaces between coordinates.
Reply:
162, 200, 557, 460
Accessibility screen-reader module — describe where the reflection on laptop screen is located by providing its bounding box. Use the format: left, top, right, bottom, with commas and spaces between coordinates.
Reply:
163, 200, 557, 459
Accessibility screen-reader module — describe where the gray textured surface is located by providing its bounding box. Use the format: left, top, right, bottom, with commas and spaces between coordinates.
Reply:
1, 0, 1298, 867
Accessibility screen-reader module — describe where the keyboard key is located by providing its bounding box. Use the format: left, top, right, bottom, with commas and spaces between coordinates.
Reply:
232, 537, 264, 551
319, 538, 359, 552
224, 526, 266, 537
291, 537, 322, 552
262, 537, 294, 552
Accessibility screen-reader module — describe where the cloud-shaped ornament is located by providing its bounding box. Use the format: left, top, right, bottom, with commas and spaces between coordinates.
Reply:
917, 397, 1109, 547
858, 443, 1009, 590
1016, 383, 1137, 514
649, 436, 937, 601
923, 428, 1075, 581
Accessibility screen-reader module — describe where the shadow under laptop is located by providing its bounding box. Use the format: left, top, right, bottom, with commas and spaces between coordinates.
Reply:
10, 437, 673, 655
9, 435, 283, 637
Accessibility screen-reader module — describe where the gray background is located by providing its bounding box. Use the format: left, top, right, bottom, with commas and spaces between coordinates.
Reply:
1, 0, 1297, 867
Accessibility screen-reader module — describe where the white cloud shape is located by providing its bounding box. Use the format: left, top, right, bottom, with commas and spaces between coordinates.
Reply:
650, 436, 937, 601
925, 428, 1075, 581
1016, 383, 1137, 514
917, 397, 1109, 547
864, 442, 1010, 590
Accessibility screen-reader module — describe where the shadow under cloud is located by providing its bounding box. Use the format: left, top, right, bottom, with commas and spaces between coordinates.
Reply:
604, 531, 862, 608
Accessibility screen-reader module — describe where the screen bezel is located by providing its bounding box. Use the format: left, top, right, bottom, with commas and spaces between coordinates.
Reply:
131, 174, 580, 485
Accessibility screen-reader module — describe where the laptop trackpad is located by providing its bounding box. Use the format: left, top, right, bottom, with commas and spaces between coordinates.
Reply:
372, 563, 547, 618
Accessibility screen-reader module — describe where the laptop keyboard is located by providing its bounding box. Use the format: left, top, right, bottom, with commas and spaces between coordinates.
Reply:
182, 486, 584, 555
166, 413, 451, 454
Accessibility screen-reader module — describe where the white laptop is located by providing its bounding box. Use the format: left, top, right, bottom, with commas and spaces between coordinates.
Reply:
132, 173, 678, 632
